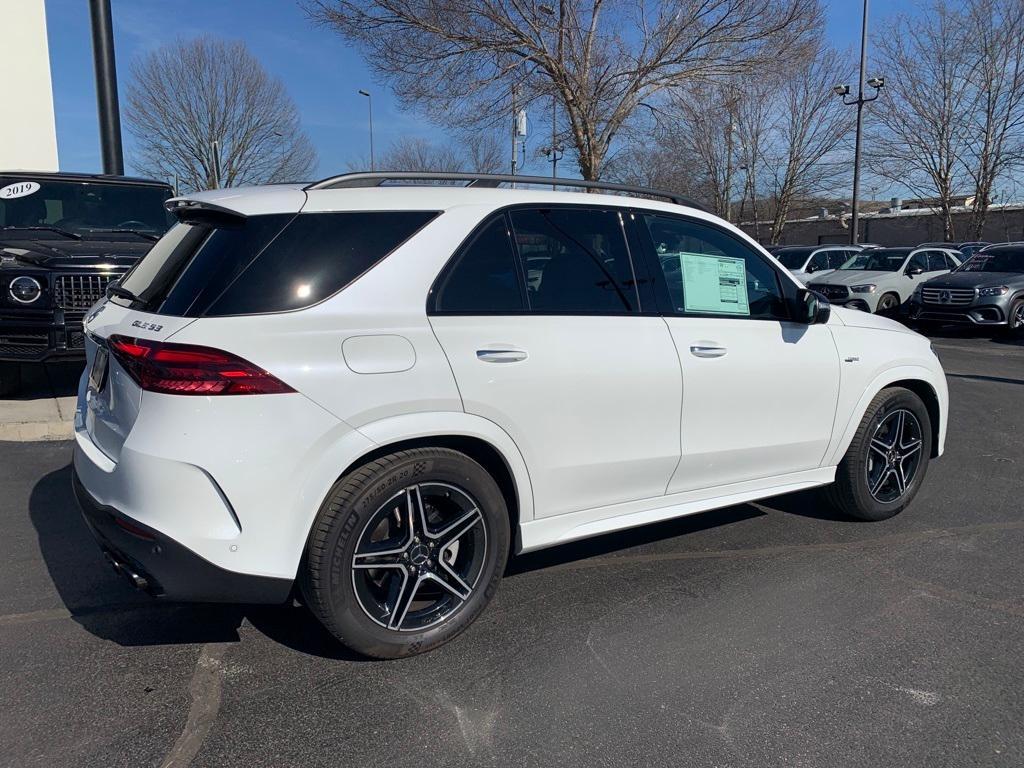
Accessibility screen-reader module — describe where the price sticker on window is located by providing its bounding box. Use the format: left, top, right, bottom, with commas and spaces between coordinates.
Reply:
679, 252, 749, 316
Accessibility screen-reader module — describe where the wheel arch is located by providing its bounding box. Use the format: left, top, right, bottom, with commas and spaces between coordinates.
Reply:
826, 364, 947, 466
336, 434, 523, 546
891, 378, 942, 458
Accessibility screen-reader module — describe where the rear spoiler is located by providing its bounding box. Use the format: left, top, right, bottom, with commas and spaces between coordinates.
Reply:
165, 198, 248, 226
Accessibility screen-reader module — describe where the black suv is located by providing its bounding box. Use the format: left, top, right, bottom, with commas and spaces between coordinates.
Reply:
0, 172, 173, 394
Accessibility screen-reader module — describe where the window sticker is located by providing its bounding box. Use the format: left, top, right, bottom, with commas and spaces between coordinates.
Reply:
679, 251, 750, 316
0, 181, 41, 200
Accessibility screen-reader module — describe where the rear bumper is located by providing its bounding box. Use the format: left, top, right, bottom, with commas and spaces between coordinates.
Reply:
73, 469, 293, 604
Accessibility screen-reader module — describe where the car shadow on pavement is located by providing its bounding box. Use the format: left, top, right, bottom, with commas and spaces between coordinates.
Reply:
28, 462, 367, 660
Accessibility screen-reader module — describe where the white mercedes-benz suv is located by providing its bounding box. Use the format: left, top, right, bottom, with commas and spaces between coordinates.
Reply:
73, 173, 948, 658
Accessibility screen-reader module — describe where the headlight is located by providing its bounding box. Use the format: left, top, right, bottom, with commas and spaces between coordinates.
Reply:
9, 276, 42, 304
978, 285, 1009, 297
912, 285, 923, 297
850, 284, 877, 293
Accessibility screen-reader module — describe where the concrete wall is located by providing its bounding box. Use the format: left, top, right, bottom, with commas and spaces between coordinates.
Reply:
741, 205, 1024, 247
0, 0, 59, 171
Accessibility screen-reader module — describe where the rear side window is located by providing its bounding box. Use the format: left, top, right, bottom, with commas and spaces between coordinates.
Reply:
118, 211, 437, 316
509, 208, 637, 314
432, 215, 524, 313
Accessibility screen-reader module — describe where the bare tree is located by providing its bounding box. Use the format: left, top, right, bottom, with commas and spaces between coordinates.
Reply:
867, 1, 975, 240
307, 0, 820, 180
765, 41, 852, 243
961, 0, 1024, 238
356, 133, 505, 172
125, 37, 316, 191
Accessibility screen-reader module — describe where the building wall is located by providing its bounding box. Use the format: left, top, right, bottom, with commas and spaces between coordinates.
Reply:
742, 206, 1024, 247
0, 0, 59, 172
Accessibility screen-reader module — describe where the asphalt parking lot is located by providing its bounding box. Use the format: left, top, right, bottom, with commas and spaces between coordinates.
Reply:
1, 330, 1021, 768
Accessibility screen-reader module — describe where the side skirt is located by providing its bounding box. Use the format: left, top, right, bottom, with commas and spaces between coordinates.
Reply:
517, 466, 836, 553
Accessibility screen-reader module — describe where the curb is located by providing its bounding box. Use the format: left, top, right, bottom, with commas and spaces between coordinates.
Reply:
0, 420, 74, 442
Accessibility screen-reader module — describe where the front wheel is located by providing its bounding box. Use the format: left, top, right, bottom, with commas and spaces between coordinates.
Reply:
1001, 297, 1024, 338
876, 292, 901, 315
301, 448, 510, 658
824, 387, 932, 521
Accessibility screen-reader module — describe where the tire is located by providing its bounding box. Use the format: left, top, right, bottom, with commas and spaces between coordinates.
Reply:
0, 362, 22, 397
1000, 297, 1024, 338
824, 387, 932, 521
876, 292, 901, 315
301, 447, 510, 659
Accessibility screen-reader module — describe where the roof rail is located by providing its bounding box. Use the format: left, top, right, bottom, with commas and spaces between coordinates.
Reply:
303, 172, 708, 212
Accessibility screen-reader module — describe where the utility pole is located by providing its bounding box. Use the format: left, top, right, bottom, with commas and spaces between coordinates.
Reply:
88, 0, 124, 175
833, 0, 884, 245
358, 90, 374, 171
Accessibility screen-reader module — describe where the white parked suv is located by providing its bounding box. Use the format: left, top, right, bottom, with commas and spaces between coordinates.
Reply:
73, 173, 948, 658
772, 244, 865, 285
807, 246, 961, 314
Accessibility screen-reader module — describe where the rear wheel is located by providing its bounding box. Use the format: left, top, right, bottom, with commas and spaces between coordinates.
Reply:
0, 362, 22, 397
824, 387, 932, 521
302, 448, 509, 658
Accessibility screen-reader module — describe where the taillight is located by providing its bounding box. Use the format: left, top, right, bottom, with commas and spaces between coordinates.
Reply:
107, 335, 294, 395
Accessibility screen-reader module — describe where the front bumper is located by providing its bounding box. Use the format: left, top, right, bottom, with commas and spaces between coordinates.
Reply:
73, 469, 293, 604
0, 310, 88, 362
909, 300, 1009, 326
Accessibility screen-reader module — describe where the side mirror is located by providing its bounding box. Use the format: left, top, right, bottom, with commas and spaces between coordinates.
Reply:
797, 288, 831, 325
805, 263, 817, 274
907, 265, 924, 276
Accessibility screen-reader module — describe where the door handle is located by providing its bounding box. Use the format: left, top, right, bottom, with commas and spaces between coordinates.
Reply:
476, 348, 528, 363
690, 344, 727, 358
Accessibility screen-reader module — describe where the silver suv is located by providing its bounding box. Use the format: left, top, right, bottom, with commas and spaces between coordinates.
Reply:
909, 243, 1024, 335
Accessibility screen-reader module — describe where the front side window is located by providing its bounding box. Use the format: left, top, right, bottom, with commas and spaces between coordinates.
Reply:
432, 215, 524, 313
829, 251, 852, 269
641, 214, 789, 321
909, 252, 929, 272
809, 252, 829, 271
509, 208, 637, 314
927, 252, 948, 271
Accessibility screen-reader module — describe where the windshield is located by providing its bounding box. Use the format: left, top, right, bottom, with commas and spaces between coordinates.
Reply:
956, 250, 1024, 273
839, 249, 910, 271
0, 177, 172, 236
774, 248, 816, 269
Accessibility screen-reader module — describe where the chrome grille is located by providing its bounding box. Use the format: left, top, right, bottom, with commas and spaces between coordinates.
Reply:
816, 284, 849, 300
921, 287, 975, 306
53, 274, 116, 311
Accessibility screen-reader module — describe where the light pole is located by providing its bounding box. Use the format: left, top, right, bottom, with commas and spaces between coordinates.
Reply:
358, 90, 375, 171
833, 0, 885, 245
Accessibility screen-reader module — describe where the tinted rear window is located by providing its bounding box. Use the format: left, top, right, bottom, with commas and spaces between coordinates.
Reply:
117, 211, 438, 316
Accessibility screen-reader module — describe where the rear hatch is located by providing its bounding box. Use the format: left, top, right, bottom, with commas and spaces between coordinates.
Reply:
81, 304, 196, 461
79, 187, 438, 461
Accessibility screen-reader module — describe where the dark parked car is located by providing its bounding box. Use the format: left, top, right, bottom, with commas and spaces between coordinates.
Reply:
0, 171, 173, 394
909, 243, 1024, 336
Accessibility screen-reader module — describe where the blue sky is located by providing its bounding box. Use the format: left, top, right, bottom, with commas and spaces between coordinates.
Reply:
45, 0, 913, 180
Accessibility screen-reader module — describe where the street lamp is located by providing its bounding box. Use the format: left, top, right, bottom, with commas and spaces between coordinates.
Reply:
832, 0, 885, 245
358, 89, 375, 171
